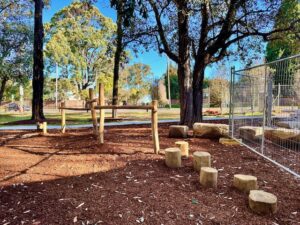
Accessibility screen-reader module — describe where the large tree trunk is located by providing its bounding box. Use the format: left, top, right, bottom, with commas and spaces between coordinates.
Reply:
31, 0, 45, 121
178, 62, 193, 126
177, 2, 193, 127
192, 65, 205, 123
112, 3, 123, 118
0, 76, 8, 105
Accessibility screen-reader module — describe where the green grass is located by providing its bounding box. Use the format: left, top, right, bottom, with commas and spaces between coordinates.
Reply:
0, 110, 181, 126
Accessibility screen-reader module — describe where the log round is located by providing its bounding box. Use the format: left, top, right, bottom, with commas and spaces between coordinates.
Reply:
165, 148, 181, 168
193, 123, 229, 139
175, 141, 189, 158
233, 174, 258, 193
193, 151, 211, 171
169, 125, 189, 138
249, 190, 277, 214
200, 167, 218, 188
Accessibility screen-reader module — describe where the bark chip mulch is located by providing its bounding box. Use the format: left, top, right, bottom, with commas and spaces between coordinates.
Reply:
0, 124, 299, 225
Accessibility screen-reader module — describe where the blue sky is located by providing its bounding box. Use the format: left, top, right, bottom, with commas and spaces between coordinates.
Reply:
44, 0, 262, 80
44, 0, 169, 80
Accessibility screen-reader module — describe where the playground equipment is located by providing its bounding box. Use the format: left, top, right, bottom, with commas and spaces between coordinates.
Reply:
59, 83, 160, 154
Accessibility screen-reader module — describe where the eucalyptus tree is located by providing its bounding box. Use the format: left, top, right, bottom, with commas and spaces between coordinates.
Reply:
266, 0, 300, 61
111, 0, 154, 116
45, 1, 116, 98
119, 63, 153, 104
0, 0, 33, 105
32, 0, 45, 120
119, 0, 299, 126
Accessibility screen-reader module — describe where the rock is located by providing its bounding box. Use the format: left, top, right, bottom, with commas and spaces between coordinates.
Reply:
193, 123, 229, 139
175, 141, 189, 158
165, 148, 181, 168
219, 138, 241, 146
193, 151, 211, 171
200, 167, 218, 188
249, 190, 277, 214
276, 121, 300, 129
169, 125, 189, 138
265, 128, 300, 143
233, 174, 258, 192
238, 126, 263, 141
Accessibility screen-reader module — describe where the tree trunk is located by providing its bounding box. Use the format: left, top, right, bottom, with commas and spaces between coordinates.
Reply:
177, 1, 193, 127
192, 66, 205, 123
31, 0, 45, 121
112, 3, 123, 118
0, 76, 8, 105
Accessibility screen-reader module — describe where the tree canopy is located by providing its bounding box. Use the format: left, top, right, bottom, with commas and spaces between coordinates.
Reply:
0, 0, 33, 104
45, 1, 116, 98
266, 0, 300, 61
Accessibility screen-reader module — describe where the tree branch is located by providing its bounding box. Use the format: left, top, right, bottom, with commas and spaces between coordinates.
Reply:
148, 0, 178, 63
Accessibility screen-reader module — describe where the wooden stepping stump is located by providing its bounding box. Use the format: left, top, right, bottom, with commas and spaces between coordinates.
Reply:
200, 167, 218, 188
193, 151, 211, 171
175, 141, 189, 158
165, 148, 181, 168
169, 125, 189, 138
233, 174, 258, 192
249, 190, 277, 214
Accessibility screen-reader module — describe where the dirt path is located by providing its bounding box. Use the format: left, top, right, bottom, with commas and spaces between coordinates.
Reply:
0, 124, 299, 224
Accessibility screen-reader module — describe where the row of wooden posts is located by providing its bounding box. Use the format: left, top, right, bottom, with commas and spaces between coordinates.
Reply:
60, 83, 160, 154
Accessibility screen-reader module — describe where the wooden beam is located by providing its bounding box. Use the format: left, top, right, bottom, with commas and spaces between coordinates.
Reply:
94, 105, 153, 110
58, 107, 90, 111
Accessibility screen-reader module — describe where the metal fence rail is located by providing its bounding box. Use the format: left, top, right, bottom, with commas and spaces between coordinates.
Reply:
229, 54, 300, 177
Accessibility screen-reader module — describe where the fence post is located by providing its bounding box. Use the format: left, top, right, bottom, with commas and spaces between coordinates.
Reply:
261, 65, 269, 154
61, 101, 66, 133
229, 66, 235, 138
98, 83, 105, 144
151, 100, 160, 154
89, 88, 98, 135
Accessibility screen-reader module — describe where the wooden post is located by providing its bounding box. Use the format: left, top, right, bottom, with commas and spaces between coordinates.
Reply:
98, 83, 105, 143
42, 122, 47, 135
151, 100, 160, 154
89, 88, 98, 135
61, 101, 66, 133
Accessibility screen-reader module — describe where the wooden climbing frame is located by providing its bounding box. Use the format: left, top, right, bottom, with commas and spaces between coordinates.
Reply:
59, 83, 160, 154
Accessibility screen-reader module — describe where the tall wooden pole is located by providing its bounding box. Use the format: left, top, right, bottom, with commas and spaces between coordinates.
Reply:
61, 101, 66, 133
98, 83, 105, 143
55, 62, 58, 110
89, 88, 97, 135
151, 100, 160, 154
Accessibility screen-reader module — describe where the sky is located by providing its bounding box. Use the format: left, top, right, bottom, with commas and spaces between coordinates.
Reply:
43, 0, 263, 80
44, 0, 170, 80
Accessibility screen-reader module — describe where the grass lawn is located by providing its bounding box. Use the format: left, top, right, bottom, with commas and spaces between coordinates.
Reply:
0, 109, 181, 126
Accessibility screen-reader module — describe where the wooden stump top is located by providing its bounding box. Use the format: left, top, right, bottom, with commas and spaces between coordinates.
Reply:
175, 141, 188, 145
165, 147, 181, 153
201, 167, 217, 173
249, 190, 277, 204
234, 174, 257, 182
193, 151, 211, 157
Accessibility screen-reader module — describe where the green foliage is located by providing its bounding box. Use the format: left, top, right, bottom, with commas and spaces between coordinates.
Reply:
209, 78, 229, 107
0, 0, 33, 102
164, 64, 179, 100
119, 63, 153, 104
266, 0, 300, 61
45, 1, 116, 98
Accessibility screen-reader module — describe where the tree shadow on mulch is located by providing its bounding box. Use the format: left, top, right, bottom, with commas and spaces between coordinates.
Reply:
0, 157, 298, 225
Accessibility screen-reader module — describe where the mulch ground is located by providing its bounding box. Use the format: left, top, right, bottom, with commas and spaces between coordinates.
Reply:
0, 124, 299, 225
